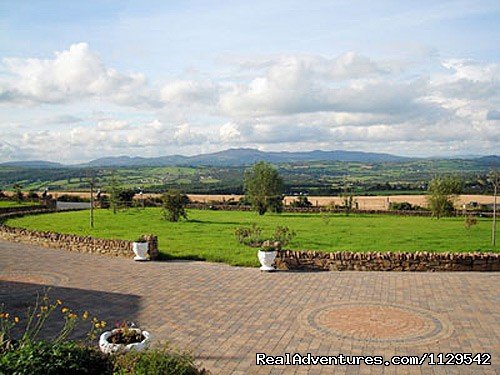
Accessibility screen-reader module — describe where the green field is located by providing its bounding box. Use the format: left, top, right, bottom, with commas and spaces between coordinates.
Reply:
5, 209, 496, 266
0, 201, 39, 208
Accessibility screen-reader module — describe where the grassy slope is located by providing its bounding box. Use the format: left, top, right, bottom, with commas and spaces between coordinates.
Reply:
5, 209, 496, 266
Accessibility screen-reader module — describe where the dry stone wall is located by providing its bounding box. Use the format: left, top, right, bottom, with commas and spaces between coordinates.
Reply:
275, 250, 500, 272
0, 206, 158, 259
186, 203, 434, 216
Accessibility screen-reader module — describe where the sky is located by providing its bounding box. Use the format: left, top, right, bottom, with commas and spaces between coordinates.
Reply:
0, 0, 499, 163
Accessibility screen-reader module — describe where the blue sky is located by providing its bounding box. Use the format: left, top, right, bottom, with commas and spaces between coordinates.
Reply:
0, 0, 499, 162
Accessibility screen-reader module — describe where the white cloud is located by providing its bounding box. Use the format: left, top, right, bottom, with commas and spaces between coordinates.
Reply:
0, 44, 499, 161
173, 123, 207, 145
219, 122, 241, 143
161, 80, 218, 106
0, 43, 156, 106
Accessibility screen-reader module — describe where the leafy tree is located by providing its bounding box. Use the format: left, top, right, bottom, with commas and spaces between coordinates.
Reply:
162, 190, 189, 222
340, 180, 357, 216
108, 173, 121, 214
244, 162, 284, 215
426, 176, 462, 218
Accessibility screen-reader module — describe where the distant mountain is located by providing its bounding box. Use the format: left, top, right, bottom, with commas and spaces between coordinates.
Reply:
2, 149, 498, 169
81, 148, 412, 167
184, 148, 411, 166
474, 155, 499, 167
0, 160, 63, 168
84, 155, 188, 167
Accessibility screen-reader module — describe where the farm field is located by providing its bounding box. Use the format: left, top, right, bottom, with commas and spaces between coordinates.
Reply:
2, 192, 494, 210
5, 209, 497, 266
0, 201, 39, 208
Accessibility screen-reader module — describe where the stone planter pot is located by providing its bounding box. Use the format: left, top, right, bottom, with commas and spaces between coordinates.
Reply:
132, 242, 149, 261
99, 328, 151, 354
258, 250, 277, 271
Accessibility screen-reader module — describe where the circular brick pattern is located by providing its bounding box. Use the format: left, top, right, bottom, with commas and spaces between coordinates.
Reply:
301, 302, 452, 346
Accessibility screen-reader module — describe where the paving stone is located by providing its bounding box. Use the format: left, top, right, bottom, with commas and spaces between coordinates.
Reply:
0, 240, 498, 374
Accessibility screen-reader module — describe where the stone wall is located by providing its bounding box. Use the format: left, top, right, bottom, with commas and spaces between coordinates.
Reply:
0, 206, 158, 259
0, 205, 48, 215
275, 250, 500, 272
186, 203, 435, 216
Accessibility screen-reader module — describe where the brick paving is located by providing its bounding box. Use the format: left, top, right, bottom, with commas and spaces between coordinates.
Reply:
0, 240, 498, 375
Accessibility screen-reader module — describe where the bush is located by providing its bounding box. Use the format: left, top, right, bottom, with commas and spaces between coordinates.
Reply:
272, 226, 296, 246
234, 224, 263, 247
118, 190, 136, 204
13, 184, 24, 203
0, 341, 113, 375
27, 191, 39, 201
290, 196, 312, 208
388, 201, 425, 211
113, 344, 208, 375
162, 190, 189, 222
464, 215, 478, 229
234, 224, 296, 248
57, 194, 90, 202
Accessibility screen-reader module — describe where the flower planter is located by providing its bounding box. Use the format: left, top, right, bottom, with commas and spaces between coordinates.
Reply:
132, 242, 149, 261
99, 328, 151, 354
258, 250, 277, 271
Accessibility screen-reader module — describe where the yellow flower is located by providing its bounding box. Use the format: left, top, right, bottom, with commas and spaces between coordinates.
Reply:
36, 313, 41, 318
56, 299, 62, 305
100, 320, 106, 328
40, 306, 48, 311
14, 316, 20, 324
68, 313, 77, 319
61, 307, 70, 314
94, 322, 101, 329
0, 313, 4, 319
92, 317, 98, 323
82, 311, 89, 320
4, 313, 9, 319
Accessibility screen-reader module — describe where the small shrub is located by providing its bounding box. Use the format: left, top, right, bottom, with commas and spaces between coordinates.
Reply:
234, 224, 263, 247
268, 195, 284, 213
118, 190, 137, 205
57, 194, 89, 202
13, 184, 24, 203
112, 343, 208, 375
0, 341, 113, 375
464, 215, 478, 229
235, 224, 296, 248
290, 196, 312, 208
341, 194, 357, 215
162, 190, 189, 222
238, 196, 251, 206
272, 226, 296, 247
389, 201, 413, 211
27, 190, 39, 201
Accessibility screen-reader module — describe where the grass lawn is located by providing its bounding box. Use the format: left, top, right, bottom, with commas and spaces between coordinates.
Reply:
5, 208, 497, 266
0, 200, 39, 208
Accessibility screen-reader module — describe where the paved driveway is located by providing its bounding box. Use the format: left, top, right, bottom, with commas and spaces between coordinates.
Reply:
0, 240, 498, 374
